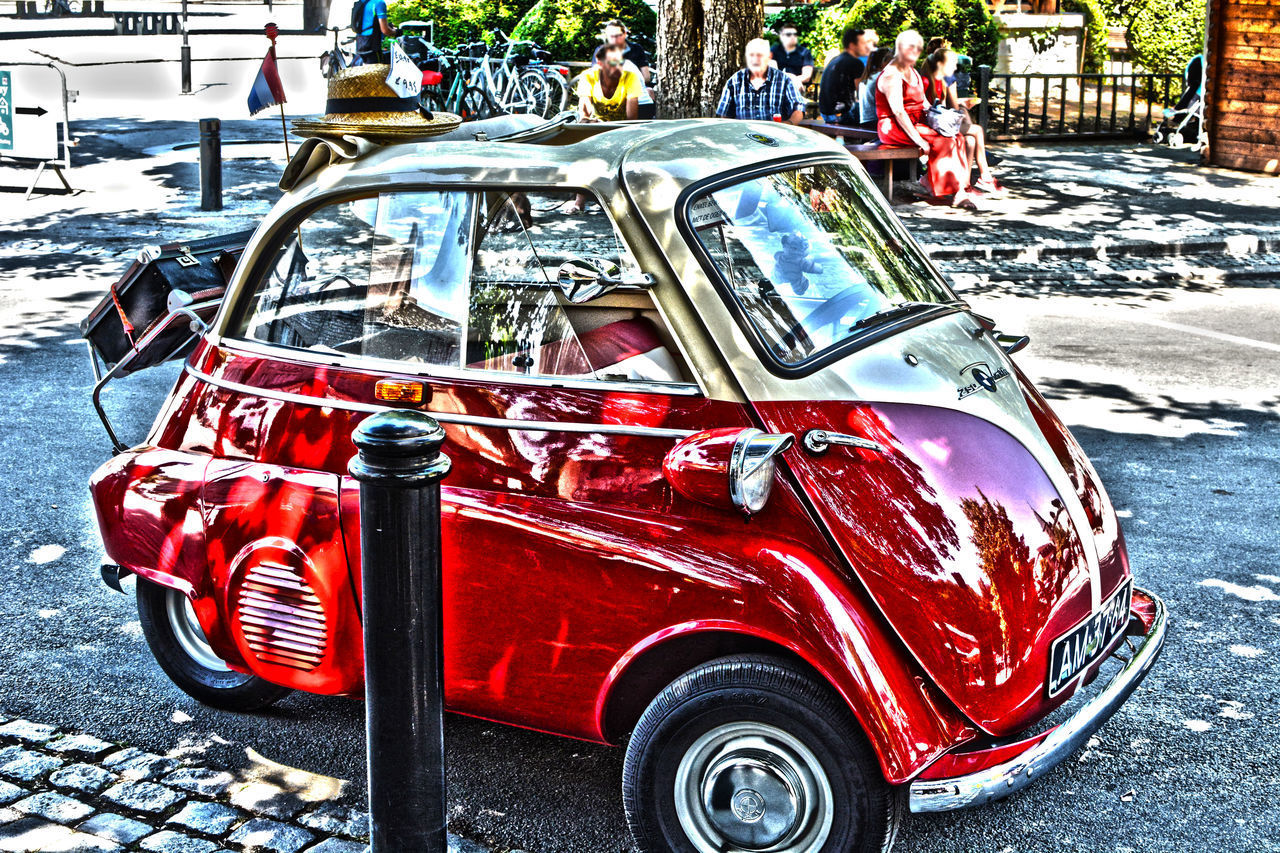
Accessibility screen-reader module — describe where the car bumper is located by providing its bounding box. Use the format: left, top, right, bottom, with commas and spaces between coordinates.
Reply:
908, 588, 1167, 813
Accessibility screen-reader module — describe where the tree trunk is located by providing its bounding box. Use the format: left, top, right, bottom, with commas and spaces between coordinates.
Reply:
657, 0, 764, 119
697, 0, 764, 118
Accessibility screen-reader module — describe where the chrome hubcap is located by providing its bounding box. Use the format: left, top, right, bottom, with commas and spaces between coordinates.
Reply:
165, 589, 231, 673
674, 722, 833, 853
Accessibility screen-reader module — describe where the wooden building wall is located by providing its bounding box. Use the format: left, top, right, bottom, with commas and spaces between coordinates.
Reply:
1205, 0, 1280, 173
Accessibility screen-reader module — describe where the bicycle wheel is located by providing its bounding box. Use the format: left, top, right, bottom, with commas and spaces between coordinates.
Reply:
419, 89, 445, 113
540, 70, 569, 117
461, 86, 504, 121
518, 69, 554, 118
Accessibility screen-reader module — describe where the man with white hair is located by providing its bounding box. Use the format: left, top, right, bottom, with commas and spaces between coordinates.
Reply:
715, 38, 804, 124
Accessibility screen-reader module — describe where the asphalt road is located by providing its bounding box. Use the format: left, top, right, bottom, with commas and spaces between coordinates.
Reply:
2, 133, 1279, 853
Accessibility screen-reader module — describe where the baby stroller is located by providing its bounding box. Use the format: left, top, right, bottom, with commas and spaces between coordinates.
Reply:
1152, 54, 1205, 151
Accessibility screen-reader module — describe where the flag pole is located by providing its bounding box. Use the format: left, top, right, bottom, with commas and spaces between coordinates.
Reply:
265, 23, 291, 161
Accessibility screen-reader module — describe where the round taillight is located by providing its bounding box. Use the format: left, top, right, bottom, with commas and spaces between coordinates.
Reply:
663, 428, 793, 515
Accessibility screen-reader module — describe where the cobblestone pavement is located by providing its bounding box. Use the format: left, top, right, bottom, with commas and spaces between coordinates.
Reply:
894, 142, 1280, 261
0, 713, 496, 853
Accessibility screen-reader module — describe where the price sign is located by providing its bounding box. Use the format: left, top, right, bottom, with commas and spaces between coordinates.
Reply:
386, 42, 422, 100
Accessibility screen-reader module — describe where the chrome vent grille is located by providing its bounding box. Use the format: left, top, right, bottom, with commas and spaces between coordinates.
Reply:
235, 561, 328, 671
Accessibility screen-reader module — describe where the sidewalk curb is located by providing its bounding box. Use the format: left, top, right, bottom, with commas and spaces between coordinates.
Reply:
925, 231, 1280, 263
0, 712, 498, 853
944, 259, 1280, 289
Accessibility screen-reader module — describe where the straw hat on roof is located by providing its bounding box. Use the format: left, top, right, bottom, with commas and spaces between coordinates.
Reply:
292, 64, 461, 141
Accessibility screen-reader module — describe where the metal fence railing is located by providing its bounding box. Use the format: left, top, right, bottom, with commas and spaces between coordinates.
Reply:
971, 65, 1182, 141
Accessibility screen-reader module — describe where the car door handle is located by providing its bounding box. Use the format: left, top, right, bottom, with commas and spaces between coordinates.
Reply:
802, 429, 886, 455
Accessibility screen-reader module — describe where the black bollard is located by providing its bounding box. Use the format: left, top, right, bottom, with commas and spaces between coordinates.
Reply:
198, 118, 222, 212
349, 411, 451, 853
180, 0, 191, 94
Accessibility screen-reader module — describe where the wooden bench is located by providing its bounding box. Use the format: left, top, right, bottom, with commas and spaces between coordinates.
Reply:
798, 120, 921, 198
845, 142, 921, 197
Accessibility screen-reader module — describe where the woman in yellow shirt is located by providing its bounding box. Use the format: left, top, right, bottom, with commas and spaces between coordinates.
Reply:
577, 43, 642, 122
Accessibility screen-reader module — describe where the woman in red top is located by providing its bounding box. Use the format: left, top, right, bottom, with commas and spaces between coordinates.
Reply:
876, 30, 976, 207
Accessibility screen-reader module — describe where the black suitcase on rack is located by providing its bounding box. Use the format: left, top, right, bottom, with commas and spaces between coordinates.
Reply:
80, 229, 255, 374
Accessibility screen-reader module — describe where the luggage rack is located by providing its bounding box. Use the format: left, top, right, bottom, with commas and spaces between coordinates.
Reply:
87, 291, 217, 453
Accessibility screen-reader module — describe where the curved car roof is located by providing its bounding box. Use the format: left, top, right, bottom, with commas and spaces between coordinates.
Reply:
286, 118, 849, 205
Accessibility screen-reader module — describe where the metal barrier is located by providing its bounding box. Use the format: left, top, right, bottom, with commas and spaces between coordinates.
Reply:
0, 61, 75, 199
112, 11, 181, 35
972, 65, 1182, 141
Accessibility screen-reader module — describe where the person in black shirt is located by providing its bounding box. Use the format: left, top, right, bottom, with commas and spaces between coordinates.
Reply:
818, 27, 878, 125
770, 24, 815, 91
602, 19, 650, 84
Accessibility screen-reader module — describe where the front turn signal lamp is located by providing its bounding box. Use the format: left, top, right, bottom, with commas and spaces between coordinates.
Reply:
663, 427, 794, 515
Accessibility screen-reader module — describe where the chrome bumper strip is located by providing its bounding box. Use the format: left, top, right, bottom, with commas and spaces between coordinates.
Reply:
908, 589, 1167, 813
184, 365, 698, 440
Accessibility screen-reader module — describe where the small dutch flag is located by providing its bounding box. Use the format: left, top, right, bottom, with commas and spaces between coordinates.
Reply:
247, 46, 287, 116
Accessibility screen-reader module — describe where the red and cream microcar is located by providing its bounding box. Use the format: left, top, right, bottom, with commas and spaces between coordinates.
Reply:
88, 116, 1166, 853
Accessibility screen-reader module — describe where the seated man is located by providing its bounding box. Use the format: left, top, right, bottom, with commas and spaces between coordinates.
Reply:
770, 24, 815, 94
817, 27, 877, 125
715, 38, 803, 125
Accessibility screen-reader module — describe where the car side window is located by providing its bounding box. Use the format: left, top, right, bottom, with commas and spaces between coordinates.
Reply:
465, 190, 687, 384
233, 191, 474, 366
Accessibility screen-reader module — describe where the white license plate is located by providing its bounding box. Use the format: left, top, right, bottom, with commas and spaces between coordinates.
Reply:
1047, 580, 1133, 697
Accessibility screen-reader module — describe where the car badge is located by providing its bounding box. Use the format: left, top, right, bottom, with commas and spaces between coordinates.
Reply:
957, 362, 1009, 400
745, 132, 778, 147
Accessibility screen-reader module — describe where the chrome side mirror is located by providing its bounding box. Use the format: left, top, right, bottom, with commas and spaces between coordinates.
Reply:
556, 257, 655, 304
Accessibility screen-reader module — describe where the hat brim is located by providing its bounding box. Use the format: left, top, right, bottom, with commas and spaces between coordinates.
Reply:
291, 110, 463, 141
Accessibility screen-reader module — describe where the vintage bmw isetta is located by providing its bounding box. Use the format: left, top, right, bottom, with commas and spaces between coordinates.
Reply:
87, 115, 1165, 853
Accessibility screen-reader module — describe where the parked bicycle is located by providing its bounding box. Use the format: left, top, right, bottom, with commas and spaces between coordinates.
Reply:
399, 28, 570, 120
320, 25, 360, 79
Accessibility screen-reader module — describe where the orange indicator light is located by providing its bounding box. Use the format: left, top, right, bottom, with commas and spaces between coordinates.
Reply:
374, 379, 426, 404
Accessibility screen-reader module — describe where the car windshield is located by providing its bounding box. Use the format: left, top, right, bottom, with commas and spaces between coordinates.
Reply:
688, 163, 955, 366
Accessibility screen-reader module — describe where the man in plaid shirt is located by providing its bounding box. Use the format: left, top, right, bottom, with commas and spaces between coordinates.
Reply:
715, 38, 804, 124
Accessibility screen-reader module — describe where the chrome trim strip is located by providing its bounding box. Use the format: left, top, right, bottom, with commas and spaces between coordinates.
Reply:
908, 590, 1167, 813
207, 336, 705, 397
184, 364, 698, 440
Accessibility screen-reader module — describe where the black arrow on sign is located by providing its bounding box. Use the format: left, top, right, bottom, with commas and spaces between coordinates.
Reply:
15, 106, 48, 117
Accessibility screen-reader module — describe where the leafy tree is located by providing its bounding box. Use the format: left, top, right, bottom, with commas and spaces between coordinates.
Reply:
385, 0, 538, 47
804, 0, 1001, 69
512, 0, 658, 61
1109, 0, 1205, 74
1063, 0, 1109, 73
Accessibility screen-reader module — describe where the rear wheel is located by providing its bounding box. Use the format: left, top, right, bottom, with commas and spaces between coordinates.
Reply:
622, 655, 900, 853
136, 579, 289, 712
539, 70, 569, 117
460, 85, 503, 121
517, 69, 551, 117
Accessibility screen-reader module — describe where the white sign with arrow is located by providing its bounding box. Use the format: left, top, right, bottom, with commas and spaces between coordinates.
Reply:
0, 66, 60, 162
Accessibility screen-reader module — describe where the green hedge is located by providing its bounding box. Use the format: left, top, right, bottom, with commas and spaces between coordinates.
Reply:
510, 0, 657, 61
385, 0, 538, 47
783, 0, 1001, 69
1063, 0, 1108, 73
1123, 0, 1205, 74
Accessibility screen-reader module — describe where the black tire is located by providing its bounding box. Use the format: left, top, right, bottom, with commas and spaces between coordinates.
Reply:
136, 579, 289, 712
460, 86, 503, 121
623, 654, 900, 853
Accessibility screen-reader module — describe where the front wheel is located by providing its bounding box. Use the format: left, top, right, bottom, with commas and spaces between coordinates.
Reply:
136, 579, 290, 712
622, 655, 900, 853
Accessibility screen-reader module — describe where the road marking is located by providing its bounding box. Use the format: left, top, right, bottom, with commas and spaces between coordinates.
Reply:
1130, 317, 1280, 354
